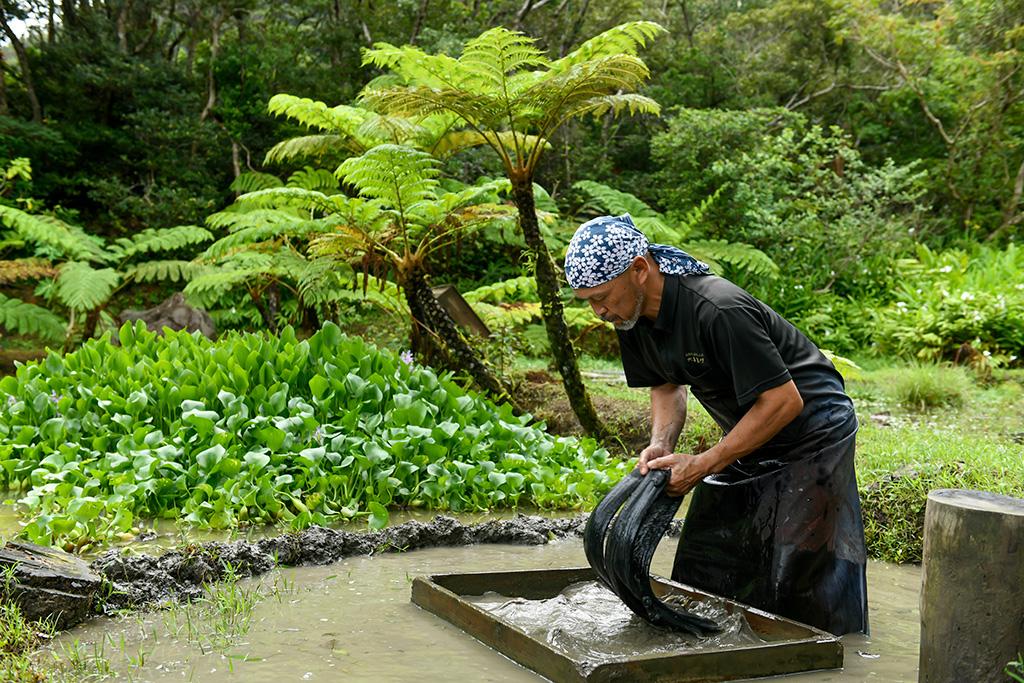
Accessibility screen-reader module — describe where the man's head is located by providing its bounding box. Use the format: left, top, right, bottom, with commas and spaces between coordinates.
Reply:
565, 214, 656, 330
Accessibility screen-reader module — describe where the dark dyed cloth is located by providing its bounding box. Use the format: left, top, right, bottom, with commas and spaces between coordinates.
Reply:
671, 401, 869, 636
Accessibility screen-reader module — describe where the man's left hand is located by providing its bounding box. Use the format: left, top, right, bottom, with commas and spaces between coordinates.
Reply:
644, 452, 716, 497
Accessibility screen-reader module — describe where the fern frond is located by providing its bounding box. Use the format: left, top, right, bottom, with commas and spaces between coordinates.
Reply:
55, 261, 120, 311
472, 300, 542, 328
0, 205, 108, 262
230, 172, 283, 193
564, 305, 608, 330
265, 135, 356, 165
459, 27, 549, 93
337, 144, 439, 211
684, 239, 779, 278
463, 275, 537, 304
361, 43, 472, 91
565, 93, 661, 120
0, 293, 65, 341
554, 21, 666, 69
233, 187, 347, 215
286, 167, 340, 192
182, 262, 274, 305
111, 225, 214, 260
123, 260, 214, 284
201, 219, 327, 259
206, 208, 299, 232
267, 94, 373, 134
430, 130, 549, 158
0, 258, 58, 284
574, 180, 659, 218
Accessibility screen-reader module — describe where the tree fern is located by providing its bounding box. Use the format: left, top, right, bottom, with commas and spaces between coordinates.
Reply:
0, 292, 65, 341
55, 262, 120, 312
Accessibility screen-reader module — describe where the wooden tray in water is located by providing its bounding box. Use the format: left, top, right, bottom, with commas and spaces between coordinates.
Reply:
411, 566, 843, 683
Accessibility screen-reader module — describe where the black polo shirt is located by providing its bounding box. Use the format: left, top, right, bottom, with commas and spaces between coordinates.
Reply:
617, 274, 851, 460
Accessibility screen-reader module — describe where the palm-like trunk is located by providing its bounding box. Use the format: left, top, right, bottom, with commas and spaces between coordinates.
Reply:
404, 265, 521, 411
510, 177, 608, 440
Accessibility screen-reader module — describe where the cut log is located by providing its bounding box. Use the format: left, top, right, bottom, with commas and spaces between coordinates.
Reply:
0, 541, 102, 630
919, 489, 1024, 683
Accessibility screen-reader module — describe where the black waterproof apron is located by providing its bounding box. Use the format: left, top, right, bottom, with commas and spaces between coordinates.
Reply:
671, 406, 869, 636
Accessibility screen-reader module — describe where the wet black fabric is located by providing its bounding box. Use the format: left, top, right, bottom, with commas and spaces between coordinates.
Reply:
617, 274, 850, 463
671, 405, 869, 636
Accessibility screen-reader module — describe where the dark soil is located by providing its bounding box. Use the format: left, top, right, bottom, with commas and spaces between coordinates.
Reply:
90, 514, 684, 614
516, 370, 650, 457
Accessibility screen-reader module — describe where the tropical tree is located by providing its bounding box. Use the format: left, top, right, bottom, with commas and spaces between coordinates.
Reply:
359, 21, 666, 439
212, 143, 519, 403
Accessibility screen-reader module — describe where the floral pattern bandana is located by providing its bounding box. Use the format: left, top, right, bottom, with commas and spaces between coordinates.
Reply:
563, 213, 710, 289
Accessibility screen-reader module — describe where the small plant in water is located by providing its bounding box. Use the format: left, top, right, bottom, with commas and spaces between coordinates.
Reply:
1007, 653, 1024, 683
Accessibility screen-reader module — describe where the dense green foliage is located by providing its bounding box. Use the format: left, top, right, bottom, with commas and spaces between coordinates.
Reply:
0, 322, 626, 550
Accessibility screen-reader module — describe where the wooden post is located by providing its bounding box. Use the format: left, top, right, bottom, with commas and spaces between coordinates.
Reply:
919, 489, 1024, 682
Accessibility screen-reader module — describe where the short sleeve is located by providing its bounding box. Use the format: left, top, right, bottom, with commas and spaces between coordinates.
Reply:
706, 305, 791, 405
616, 329, 668, 388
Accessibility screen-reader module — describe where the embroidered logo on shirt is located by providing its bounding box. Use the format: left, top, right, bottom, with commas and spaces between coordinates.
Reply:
686, 352, 706, 366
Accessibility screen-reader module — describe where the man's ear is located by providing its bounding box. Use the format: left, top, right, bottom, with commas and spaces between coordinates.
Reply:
631, 255, 650, 283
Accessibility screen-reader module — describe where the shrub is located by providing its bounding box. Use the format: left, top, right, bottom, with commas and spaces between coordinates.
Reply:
873, 244, 1024, 365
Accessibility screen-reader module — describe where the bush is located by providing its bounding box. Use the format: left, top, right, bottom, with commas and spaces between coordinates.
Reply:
872, 244, 1024, 365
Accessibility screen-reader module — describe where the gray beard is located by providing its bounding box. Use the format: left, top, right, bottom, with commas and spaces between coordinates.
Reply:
613, 291, 645, 331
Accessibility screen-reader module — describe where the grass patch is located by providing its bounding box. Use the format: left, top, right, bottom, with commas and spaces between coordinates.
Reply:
852, 367, 1024, 563
869, 363, 974, 410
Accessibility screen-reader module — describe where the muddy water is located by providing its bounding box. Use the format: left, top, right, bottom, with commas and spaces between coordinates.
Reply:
470, 581, 765, 662
48, 534, 920, 682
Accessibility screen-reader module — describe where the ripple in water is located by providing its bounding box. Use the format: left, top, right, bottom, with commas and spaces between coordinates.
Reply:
469, 581, 766, 664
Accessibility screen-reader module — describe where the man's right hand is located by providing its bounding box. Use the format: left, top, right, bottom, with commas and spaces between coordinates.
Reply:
637, 444, 670, 475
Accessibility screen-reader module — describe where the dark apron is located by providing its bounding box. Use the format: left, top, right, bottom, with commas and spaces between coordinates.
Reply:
671, 403, 869, 636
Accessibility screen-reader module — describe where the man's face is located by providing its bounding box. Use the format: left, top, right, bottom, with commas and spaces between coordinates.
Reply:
575, 270, 645, 331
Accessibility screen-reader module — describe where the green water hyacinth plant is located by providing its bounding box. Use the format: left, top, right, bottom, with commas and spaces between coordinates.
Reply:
0, 322, 626, 550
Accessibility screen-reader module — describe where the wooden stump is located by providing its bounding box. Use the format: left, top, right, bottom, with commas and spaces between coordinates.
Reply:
919, 489, 1024, 683
0, 541, 102, 630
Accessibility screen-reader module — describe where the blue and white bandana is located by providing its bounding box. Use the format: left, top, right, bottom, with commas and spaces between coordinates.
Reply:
563, 214, 710, 289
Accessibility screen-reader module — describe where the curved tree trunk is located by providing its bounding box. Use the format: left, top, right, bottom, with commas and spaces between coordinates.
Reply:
510, 176, 608, 440
403, 265, 520, 411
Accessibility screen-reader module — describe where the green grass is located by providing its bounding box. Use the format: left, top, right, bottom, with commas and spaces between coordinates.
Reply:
850, 364, 1024, 563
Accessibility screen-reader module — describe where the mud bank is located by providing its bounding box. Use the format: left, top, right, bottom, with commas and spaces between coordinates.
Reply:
91, 513, 668, 612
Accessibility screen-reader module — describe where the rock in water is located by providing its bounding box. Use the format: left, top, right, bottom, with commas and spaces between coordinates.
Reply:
0, 541, 103, 629
117, 292, 215, 339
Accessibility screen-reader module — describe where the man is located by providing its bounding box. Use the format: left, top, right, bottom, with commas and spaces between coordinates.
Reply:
565, 214, 868, 636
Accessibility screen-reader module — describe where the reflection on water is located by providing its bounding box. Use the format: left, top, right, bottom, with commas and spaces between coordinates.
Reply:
471, 580, 763, 663
44, 533, 920, 682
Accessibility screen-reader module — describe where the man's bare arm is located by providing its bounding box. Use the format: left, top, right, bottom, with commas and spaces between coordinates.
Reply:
647, 380, 804, 495
638, 383, 687, 474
